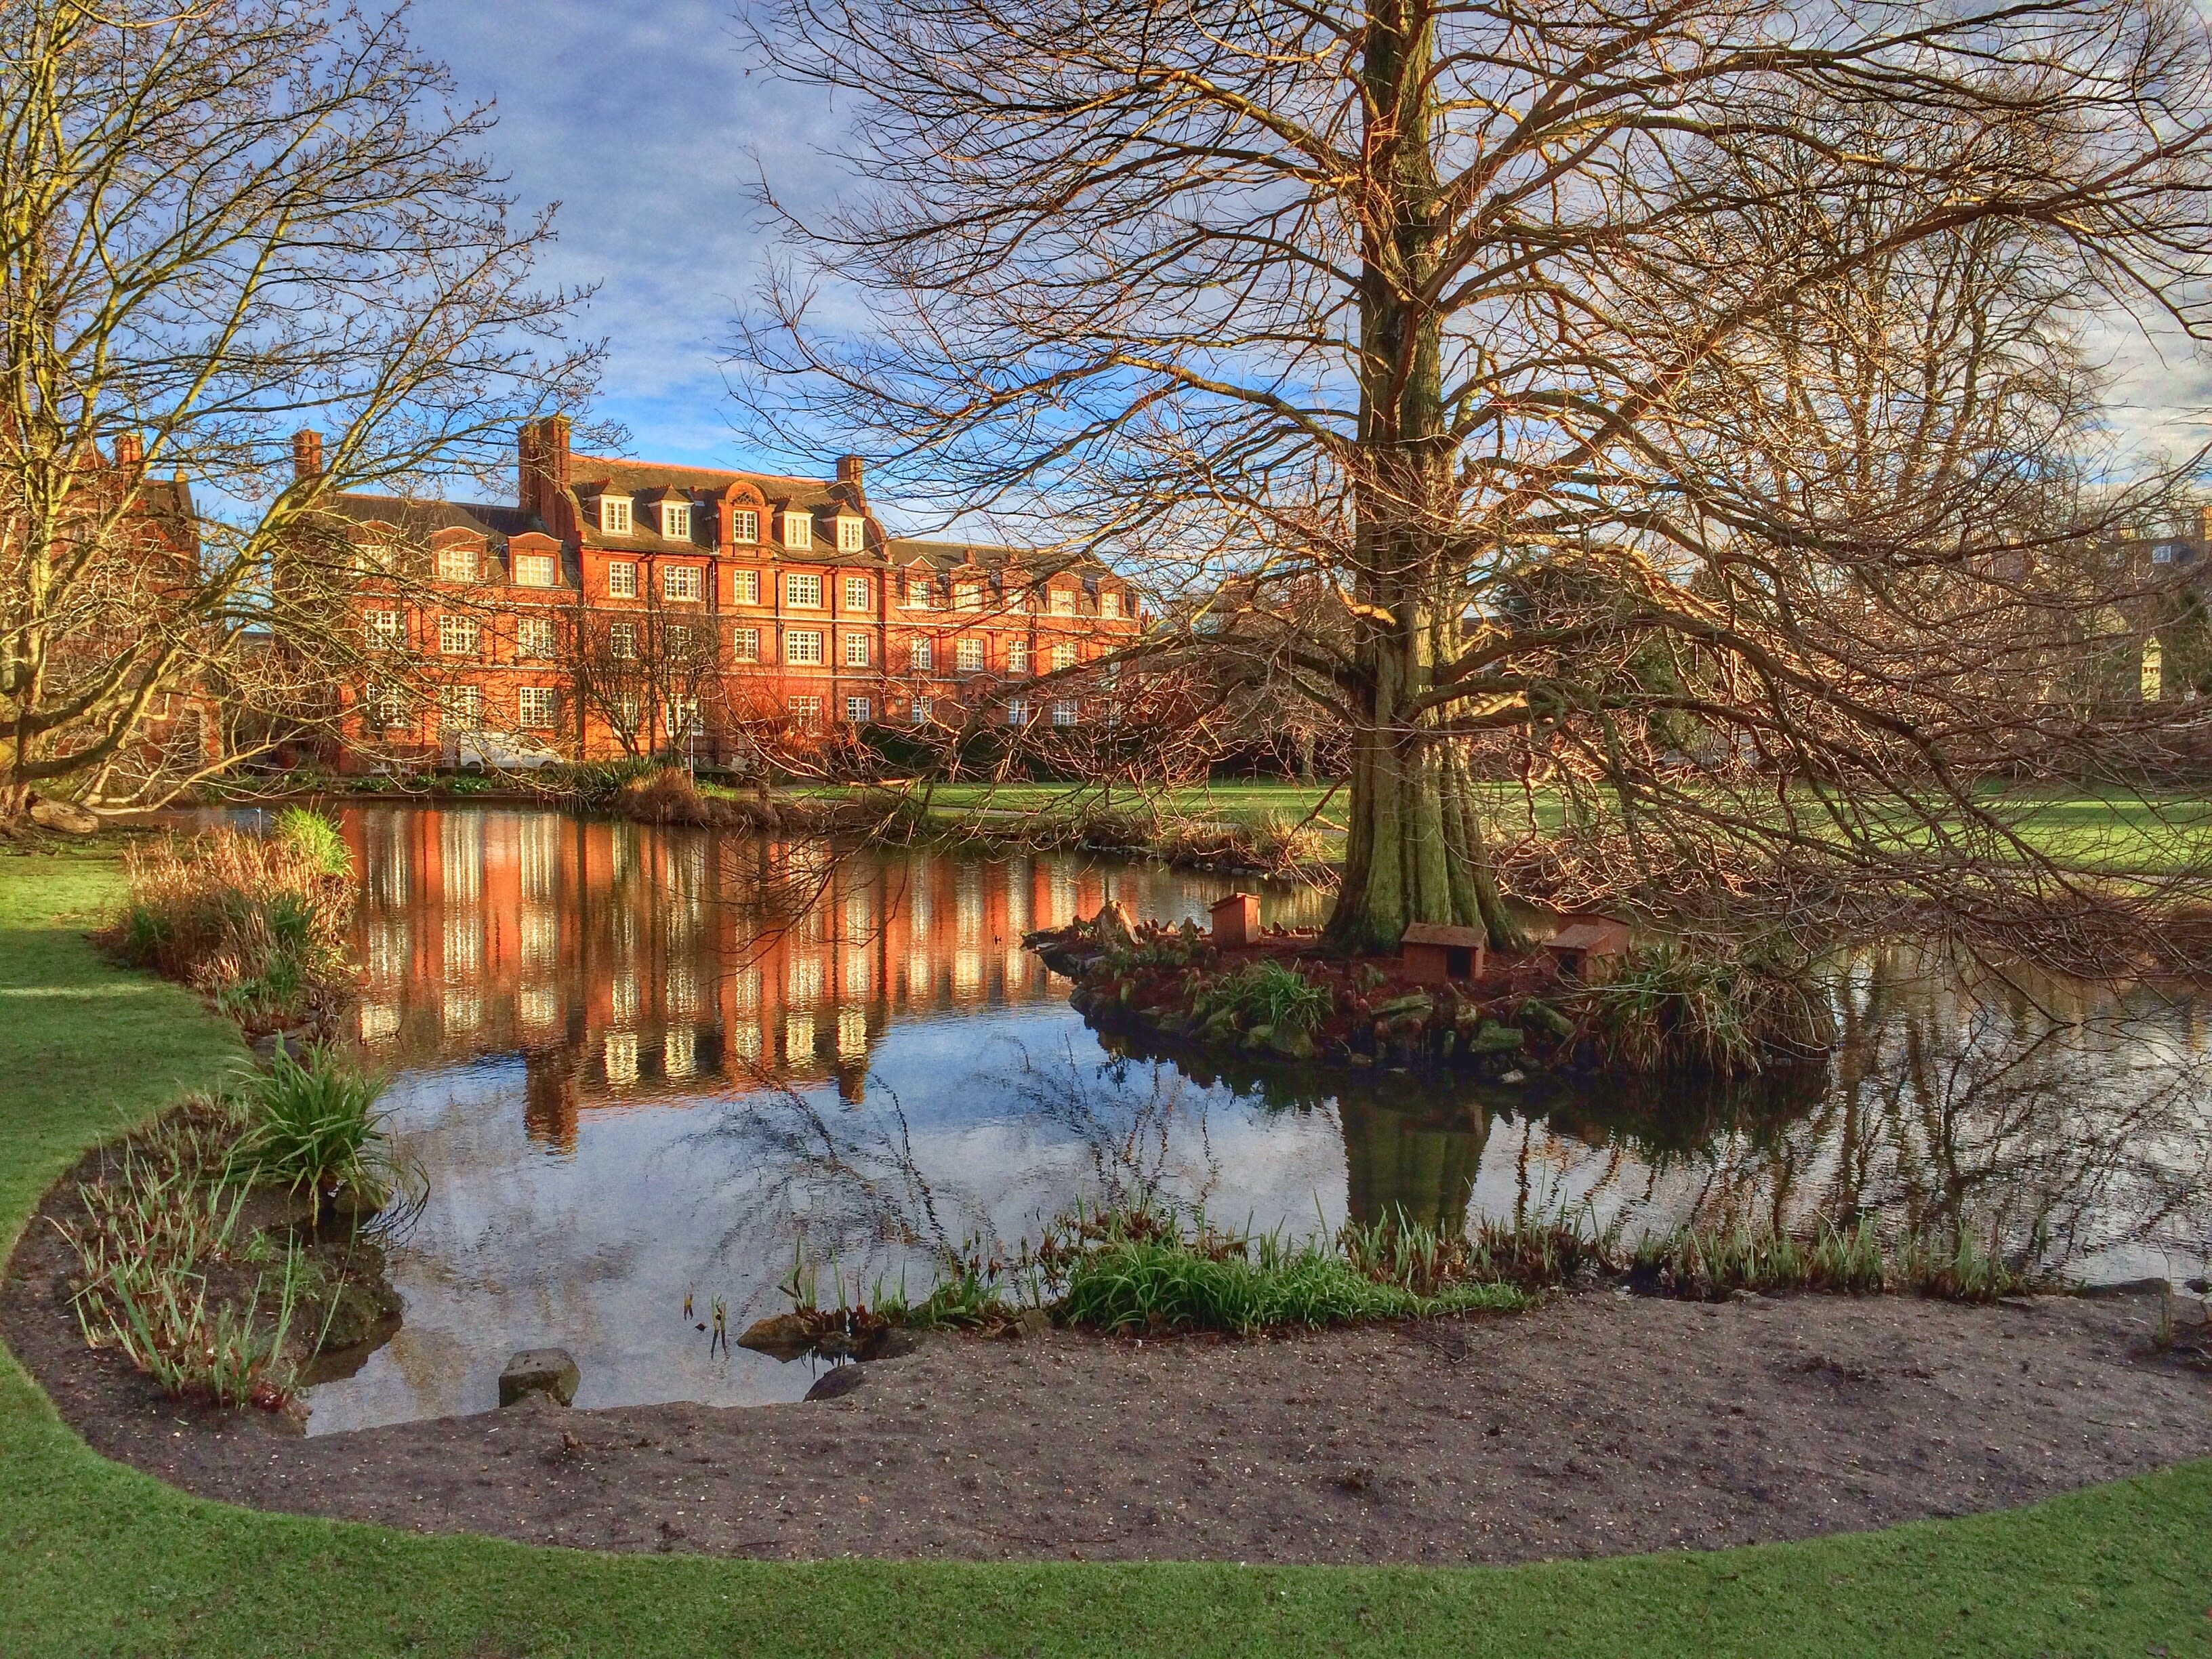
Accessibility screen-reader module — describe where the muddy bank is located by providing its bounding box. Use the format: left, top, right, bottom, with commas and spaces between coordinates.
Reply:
6, 1229, 2204, 1563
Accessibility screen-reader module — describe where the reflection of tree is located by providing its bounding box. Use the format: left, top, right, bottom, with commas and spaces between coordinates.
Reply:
689, 1042, 1231, 1307
1336, 1098, 1486, 1235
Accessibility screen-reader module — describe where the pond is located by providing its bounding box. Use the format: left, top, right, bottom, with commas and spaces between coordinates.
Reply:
299, 804, 2212, 1433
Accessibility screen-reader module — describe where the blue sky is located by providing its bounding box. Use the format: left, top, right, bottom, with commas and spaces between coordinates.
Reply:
409, 0, 848, 476
411, 1, 2209, 509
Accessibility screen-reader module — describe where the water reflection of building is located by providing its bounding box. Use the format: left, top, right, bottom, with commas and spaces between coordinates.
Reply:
345, 806, 1232, 1153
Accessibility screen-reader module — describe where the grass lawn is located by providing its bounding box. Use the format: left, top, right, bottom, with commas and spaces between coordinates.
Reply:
792, 778, 2212, 875
3, 847, 2210, 1656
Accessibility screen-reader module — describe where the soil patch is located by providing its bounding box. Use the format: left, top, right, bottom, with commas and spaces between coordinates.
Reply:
7, 1196, 2207, 1563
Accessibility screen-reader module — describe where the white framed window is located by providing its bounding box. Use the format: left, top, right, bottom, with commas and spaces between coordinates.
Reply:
607, 561, 638, 598
616, 693, 640, 731
610, 621, 636, 659
844, 632, 870, 667
1052, 698, 1078, 726
786, 572, 823, 607
437, 615, 479, 655
783, 512, 812, 550
667, 623, 694, 655
733, 567, 760, 604
660, 502, 691, 540
1051, 641, 1077, 671
844, 575, 871, 610
436, 545, 476, 583
600, 496, 632, 534
1008, 638, 1030, 674
909, 697, 933, 724
365, 609, 403, 649
438, 684, 482, 731
367, 683, 409, 726
513, 552, 555, 587
518, 687, 558, 729
1004, 697, 1029, 726
1008, 587, 1029, 613
732, 626, 760, 662
666, 696, 701, 738
785, 629, 824, 665
731, 509, 759, 544
788, 695, 822, 726
662, 564, 703, 601
1048, 586, 1076, 615
909, 637, 933, 671
838, 518, 865, 552
516, 615, 556, 658
954, 581, 981, 611
956, 637, 985, 672
1101, 590, 1120, 619
905, 575, 935, 609
845, 695, 872, 724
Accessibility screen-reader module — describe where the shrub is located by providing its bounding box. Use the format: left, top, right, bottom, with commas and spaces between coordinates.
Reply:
114, 829, 353, 1031
225, 1046, 396, 1219
1059, 1240, 1523, 1332
273, 809, 354, 876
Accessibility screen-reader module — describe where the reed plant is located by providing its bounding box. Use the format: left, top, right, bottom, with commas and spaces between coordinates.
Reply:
56, 1099, 313, 1407
271, 806, 352, 876
1198, 960, 1334, 1033
114, 828, 352, 1030
224, 1046, 396, 1221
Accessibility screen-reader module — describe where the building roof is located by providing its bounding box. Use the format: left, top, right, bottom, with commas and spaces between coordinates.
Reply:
323, 493, 542, 540
885, 539, 1123, 584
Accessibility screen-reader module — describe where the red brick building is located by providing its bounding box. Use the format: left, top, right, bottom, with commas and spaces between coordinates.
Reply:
320, 417, 1143, 769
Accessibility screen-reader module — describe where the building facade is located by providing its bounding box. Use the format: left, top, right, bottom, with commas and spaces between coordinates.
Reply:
321, 416, 1143, 770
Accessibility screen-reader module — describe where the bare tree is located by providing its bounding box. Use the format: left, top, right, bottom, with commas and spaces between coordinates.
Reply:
739, 0, 2212, 966
571, 597, 728, 760
0, 0, 598, 818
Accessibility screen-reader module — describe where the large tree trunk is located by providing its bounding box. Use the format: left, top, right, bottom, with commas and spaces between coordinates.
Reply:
1322, 0, 1520, 958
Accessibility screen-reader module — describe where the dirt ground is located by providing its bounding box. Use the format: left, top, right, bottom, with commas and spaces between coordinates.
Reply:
8, 1196, 2209, 1565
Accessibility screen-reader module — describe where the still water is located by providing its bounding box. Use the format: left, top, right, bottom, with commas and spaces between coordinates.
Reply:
303, 805, 2212, 1434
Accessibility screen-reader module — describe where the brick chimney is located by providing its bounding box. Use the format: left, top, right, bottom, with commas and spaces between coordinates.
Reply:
291, 428, 323, 481
112, 432, 142, 470
835, 454, 865, 492
518, 415, 571, 515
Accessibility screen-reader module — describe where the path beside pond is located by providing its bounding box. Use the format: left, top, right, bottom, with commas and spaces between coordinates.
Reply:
13, 1264, 2205, 1565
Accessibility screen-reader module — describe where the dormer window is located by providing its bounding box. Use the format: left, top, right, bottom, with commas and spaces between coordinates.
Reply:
1101, 590, 1120, 620
599, 495, 632, 535
837, 516, 865, 552
905, 575, 935, 609
731, 509, 759, 544
1048, 586, 1076, 615
661, 502, 691, 540
435, 546, 476, 583
783, 511, 812, 550
954, 581, 981, 611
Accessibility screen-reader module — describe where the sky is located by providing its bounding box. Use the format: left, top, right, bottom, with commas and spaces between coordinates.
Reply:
407, 0, 850, 478
409, 1, 2212, 518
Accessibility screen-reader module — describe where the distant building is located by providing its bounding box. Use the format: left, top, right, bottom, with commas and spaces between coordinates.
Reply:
309, 416, 1144, 770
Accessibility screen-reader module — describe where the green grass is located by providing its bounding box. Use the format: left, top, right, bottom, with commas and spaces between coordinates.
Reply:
785, 777, 2212, 875
3, 846, 2210, 1656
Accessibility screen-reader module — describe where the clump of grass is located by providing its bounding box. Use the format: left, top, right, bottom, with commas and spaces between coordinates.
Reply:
1628, 1216, 2029, 1302
1574, 948, 1834, 1076
1197, 960, 1334, 1033
225, 1046, 397, 1221
271, 806, 350, 876
1059, 1239, 1523, 1333
112, 828, 353, 1033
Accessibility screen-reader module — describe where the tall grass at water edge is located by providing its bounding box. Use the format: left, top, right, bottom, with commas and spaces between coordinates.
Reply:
112, 823, 352, 1031
832, 1200, 2046, 1343
224, 1044, 398, 1220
